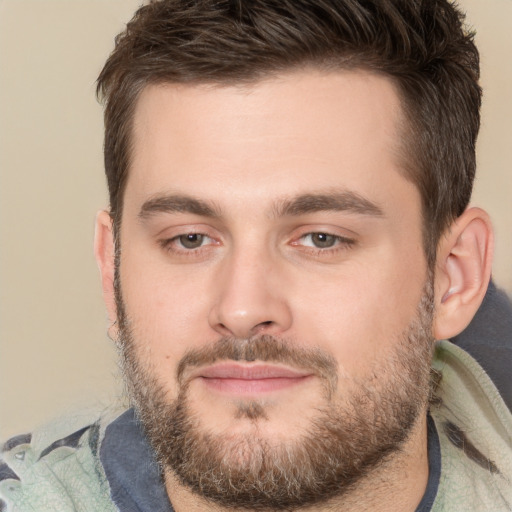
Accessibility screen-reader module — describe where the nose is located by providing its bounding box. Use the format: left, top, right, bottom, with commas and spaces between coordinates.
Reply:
208, 247, 293, 339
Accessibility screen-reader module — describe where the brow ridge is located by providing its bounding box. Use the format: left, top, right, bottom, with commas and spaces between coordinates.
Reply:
273, 191, 384, 217
138, 190, 384, 221
139, 194, 220, 219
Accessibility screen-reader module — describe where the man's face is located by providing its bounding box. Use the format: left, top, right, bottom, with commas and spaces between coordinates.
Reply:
114, 70, 434, 508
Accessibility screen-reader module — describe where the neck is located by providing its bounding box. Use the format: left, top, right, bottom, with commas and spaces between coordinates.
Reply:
164, 412, 430, 512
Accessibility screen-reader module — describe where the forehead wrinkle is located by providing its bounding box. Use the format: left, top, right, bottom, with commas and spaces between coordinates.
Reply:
271, 190, 385, 218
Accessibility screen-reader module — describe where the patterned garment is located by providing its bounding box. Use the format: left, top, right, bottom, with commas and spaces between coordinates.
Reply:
1, 341, 511, 512
0, 417, 117, 512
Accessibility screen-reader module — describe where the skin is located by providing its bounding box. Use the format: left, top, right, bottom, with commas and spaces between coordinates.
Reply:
95, 69, 494, 511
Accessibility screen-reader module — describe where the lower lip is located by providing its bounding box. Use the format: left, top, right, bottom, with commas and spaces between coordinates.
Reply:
200, 376, 311, 394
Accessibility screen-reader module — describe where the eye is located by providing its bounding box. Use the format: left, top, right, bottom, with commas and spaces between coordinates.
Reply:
299, 232, 354, 249
160, 232, 216, 253
158, 230, 219, 260
176, 233, 209, 249
302, 233, 337, 248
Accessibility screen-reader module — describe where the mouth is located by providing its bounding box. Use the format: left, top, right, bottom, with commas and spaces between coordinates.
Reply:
193, 363, 313, 395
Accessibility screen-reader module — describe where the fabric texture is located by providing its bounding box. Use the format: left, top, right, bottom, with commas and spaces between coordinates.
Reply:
100, 410, 173, 512
429, 340, 512, 511
452, 280, 512, 411
415, 416, 441, 512
0, 412, 118, 512
1, 340, 511, 511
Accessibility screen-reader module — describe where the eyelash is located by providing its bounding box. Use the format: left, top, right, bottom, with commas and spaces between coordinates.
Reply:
292, 233, 356, 253
159, 233, 215, 255
159, 231, 356, 259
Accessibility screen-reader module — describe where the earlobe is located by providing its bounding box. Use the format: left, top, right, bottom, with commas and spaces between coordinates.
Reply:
433, 207, 494, 340
94, 210, 118, 329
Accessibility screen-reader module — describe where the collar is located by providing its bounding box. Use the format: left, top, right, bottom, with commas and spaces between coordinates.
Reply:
101, 409, 174, 512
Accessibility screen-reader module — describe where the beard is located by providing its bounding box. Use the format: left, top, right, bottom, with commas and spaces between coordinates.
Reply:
115, 278, 435, 510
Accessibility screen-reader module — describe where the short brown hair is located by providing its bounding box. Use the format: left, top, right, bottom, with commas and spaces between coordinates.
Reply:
97, 0, 481, 265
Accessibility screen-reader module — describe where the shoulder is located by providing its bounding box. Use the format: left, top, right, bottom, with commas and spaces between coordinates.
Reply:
431, 341, 512, 511
451, 280, 512, 410
0, 409, 123, 512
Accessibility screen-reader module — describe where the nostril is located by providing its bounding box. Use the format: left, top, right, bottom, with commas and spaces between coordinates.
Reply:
252, 320, 274, 334
216, 322, 234, 336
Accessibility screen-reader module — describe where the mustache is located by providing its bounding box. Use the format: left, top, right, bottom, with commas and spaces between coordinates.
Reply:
176, 335, 338, 390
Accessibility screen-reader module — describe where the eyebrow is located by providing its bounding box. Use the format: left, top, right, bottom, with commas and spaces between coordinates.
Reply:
139, 194, 221, 220
273, 191, 384, 218
138, 190, 384, 221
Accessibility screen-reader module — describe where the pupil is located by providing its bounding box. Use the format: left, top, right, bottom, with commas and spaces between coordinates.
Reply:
180, 234, 203, 248
313, 233, 335, 248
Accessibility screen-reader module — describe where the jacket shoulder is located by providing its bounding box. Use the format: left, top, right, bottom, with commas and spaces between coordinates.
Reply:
431, 341, 512, 511
0, 410, 122, 512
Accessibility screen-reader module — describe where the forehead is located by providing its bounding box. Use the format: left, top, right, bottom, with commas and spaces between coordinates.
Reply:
127, 69, 413, 216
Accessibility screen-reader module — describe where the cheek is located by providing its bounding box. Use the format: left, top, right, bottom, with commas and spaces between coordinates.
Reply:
290, 249, 427, 376
118, 250, 214, 372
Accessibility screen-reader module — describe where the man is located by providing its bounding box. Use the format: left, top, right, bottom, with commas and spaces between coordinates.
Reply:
1, 1, 511, 511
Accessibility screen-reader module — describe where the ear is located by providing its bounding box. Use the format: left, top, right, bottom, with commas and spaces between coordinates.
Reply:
433, 207, 494, 340
94, 210, 118, 330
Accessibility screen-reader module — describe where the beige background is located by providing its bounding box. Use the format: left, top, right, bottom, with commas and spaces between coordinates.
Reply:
1, 0, 511, 439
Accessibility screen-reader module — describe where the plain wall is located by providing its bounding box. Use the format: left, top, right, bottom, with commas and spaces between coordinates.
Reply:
1, 0, 511, 439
